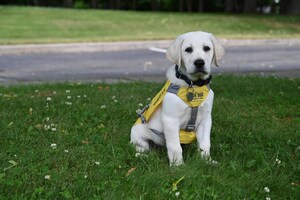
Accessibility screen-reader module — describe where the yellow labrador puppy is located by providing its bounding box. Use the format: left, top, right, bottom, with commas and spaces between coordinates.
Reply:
131, 31, 225, 166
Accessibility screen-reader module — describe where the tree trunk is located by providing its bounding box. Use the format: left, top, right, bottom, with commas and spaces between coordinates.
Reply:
151, 0, 158, 11
64, 0, 73, 8
225, 0, 235, 12
244, 0, 256, 13
90, 0, 98, 8
132, 0, 137, 10
281, 0, 300, 15
109, 0, 115, 9
116, 0, 121, 9
187, 0, 192, 12
179, 0, 184, 12
198, 0, 204, 12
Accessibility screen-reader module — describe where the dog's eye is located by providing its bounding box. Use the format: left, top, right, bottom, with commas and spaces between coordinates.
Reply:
185, 47, 193, 53
203, 46, 211, 52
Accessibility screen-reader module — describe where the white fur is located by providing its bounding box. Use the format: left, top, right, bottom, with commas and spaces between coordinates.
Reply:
130, 31, 225, 166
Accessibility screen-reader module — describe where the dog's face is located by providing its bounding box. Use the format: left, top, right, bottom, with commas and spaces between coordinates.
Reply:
166, 31, 225, 80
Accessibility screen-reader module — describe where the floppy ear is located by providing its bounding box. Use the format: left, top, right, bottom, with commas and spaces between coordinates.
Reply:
210, 34, 225, 67
166, 36, 184, 67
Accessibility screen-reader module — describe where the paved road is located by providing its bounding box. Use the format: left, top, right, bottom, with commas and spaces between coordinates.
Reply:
0, 39, 299, 84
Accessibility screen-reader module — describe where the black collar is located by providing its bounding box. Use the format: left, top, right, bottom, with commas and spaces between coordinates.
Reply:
175, 65, 212, 87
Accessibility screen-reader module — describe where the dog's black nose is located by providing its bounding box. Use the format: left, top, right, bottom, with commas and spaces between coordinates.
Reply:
194, 59, 205, 68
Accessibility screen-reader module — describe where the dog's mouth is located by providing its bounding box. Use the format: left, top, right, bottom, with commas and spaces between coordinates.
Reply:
193, 69, 208, 75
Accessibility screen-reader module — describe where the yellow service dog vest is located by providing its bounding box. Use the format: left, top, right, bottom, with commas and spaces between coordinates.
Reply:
135, 80, 210, 144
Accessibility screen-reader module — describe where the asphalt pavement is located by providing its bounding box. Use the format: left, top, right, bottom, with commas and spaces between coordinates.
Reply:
0, 39, 299, 85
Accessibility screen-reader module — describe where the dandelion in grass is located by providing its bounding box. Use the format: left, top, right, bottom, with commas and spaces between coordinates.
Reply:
51, 143, 57, 149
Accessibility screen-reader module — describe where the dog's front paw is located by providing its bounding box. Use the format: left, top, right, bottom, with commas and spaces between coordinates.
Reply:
170, 159, 184, 167
199, 149, 218, 165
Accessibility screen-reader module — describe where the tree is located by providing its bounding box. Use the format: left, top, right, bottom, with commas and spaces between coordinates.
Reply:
244, 0, 257, 13
198, 0, 204, 12
64, 0, 74, 8
90, 0, 98, 8
187, 0, 192, 12
280, 0, 300, 15
151, 0, 158, 11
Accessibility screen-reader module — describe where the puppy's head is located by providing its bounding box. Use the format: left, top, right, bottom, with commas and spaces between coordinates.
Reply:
166, 31, 225, 80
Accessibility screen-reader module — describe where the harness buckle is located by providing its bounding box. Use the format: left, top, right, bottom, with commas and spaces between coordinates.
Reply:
186, 124, 196, 131
138, 104, 150, 123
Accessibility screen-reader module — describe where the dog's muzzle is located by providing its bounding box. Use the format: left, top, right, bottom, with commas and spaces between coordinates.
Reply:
194, 59, 207, 74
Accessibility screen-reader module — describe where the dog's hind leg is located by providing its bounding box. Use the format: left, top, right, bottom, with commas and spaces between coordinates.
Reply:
130, 124, 151, 152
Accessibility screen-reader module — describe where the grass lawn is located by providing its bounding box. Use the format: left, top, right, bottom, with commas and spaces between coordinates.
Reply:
0, 6, 300, 44
0, 76, 299, 199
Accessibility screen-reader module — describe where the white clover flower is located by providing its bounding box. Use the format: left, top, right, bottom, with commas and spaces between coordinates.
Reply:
53, 91, 57, 94
66, 90, 71, 93
147, 97, 151, 101
67, 96, 72, 99
64, 150, 69, 153
138, 103, 143, 107
51, 143, 57, 149
264, 187, 270, 193
44, 125, 50, 131
114, 99, 118, 103
46, 97, 52, 101
65, 102, 72, 106
175, 192, 180, 197
95, 161, 100, 165
275, 158, 281, 164
51, 127, 57, 132
112, 96, 116, 100
46, 117, 50, 122
44, 175, 51, 180
83, 95, 87, 98
101, 105, 106, 109
84, 175, 88, 179
135, 153, 141, 157
266, 197, 271, 200
77, 95, 81, 98
35, 90, 39, 93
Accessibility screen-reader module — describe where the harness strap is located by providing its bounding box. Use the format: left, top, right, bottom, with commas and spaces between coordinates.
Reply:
185, 107, 198, 132
167, 83, 198, 132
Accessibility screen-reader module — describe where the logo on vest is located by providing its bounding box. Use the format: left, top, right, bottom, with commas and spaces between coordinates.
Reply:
193, 92, 204, 100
